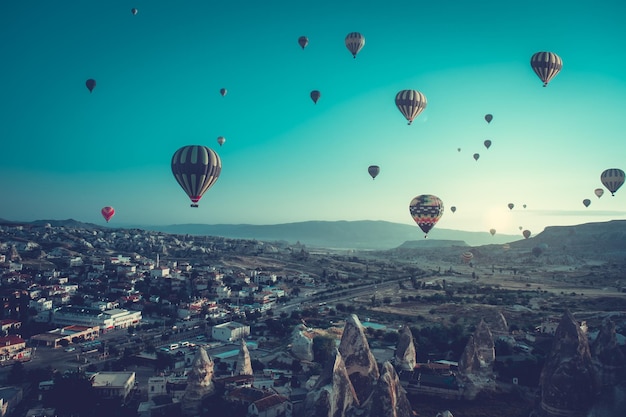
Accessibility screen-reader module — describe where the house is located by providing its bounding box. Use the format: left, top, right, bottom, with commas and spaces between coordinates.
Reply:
0, 319, 21, 335
0, 335, 32, 365
212, 321, 250, 342
248, 394, 291, 417
90, 372, 136, 403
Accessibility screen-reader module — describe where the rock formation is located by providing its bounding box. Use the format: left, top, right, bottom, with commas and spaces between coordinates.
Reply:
395, 325, 417, 371
457, 319, 496, 399
366, 361, 413, 417
181, 347, 215, 417
435, 412, 453, 417
338, 314, 380, 404
291, 324, 315, 361
537, 310, 599, 417
235, 338, 253, 376
590, 317, 626, 387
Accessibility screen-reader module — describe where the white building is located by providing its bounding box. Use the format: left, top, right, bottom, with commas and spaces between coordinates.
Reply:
91, 372, 136, 402
211, 321, 250, 342
52, 306, 141, 331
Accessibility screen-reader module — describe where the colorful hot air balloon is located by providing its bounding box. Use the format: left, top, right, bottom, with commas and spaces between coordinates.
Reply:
523, 229, 531, 239
450, 206, 457, 213
583, 199, 591, 207
600, 168, 625, 196
473, 153, 480, 161
530, 52, 562, 87
409, 194, 444, 237
484, 140, 492, 149
86, 79, 96, 93
345, 32, 365, 58
131, 8, 138, 15
217, 136, 225, 147
508, 203, 514, 210
485, 114, 493, 124
220, 88, 227, 97
594, 188, 604, 198
461, 251, 474, 263
298, 36, 308, 50
310, 90, 321, 104
395, 90, 427, 125
101, 206, 115, 222
489, 228, 496, 236
171, 145, 222, 207
368, 165, 380, 180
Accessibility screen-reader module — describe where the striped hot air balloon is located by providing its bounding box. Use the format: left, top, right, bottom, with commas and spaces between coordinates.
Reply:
171, 145, 222, 207
461, 251, 474, 263
345, 32, 365, 58
409, 194, 444, 237
530, 52, 562, 87
600, 168, 625, 196
395, 90, 427, 125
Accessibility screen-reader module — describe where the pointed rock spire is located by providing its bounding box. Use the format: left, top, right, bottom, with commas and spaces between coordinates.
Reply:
395, 325, 417, 371
235, 338, 253, 376
181, 347, 215, 417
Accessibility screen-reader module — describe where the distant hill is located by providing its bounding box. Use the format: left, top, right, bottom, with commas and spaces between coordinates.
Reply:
142, 220, 520, 250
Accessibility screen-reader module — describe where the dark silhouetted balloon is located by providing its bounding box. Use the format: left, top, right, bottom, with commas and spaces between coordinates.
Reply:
86, 79, 96, 93
594, 188, 604, 198
298, 36, 308, 50
489, 228, 496, 236
530, 51, 562, 87
583, 198, 591, 208
220, 88, 227, 97
131, 8, 138, 15
217, 136, 225, 147
484, 140, 492, 149
523, 204, 527, 209
485, 114, 493, 123
450, 206, 457, 213
523, 229, 531, 239
171, 145, 222, 207
395, 90, 427, 125
101, 206, 115, 222
532, 246, 543, 257
473, 153, 480, 161
310, 90, 321, 104
409, 194, 444, 237
508, 203, 514, 210
600, 168, 625, 196
345, 32, 365, 58
368, 165, 380, 180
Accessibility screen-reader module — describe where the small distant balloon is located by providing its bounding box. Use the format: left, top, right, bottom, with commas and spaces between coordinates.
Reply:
532, 246, 543, 257
600, 168, 625, 196
582, 199, 591, 208
508, 203, 514, 210
519, 226, 523, 230
450, 206, 457, 213
220, 88, 227, 97
523, 229, 531, 239
523, 204, 527, 209
86, 79, 96, 93
345, 32, 365, 58
489, 228, 496, 236
368, 165, 380, 180
485, 114, 493, 124
457, 148, 461, 152
461, 251, 474, 263
530, 51, 563, 87
217, 136, 226, 147
131, 8, 138, 15
298, 36, 308, 50
594, 188, 604, 198
473, 153, 480, 161
310, 90, 321, 104
484, 140, 492, 149
101, 206, 115, 222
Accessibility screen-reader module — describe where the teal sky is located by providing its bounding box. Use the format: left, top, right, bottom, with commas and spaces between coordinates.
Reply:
1, 1, 625, 237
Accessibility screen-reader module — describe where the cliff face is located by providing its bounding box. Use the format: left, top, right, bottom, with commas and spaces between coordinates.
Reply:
235, 338, 253, 376
395, 325, 417, 371
364, 361, 414, 417
538, 310, 599, 417
591, 317, 626, 387
457, 319, 496, 399
181, 347, 215, 417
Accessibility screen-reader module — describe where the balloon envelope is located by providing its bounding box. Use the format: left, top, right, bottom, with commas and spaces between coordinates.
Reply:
220, 88, 227, 97
298, 36, 308, 49
409, 194, 444, 236
217, 136, 225, 147
600, 168, 625, 196
583, 199, 591, 207
508, 203, 514, 210
101, 206, 115, 222
395, 90, 427, 125
523, 229, 531, 239
310, 90, 321, 104
461, 251, 474, 263
450, 206, 456, 213
345, 32, 365, 58
367, 165, 380, 179
485, 114, 493, 123
473, 153, 480, 161
484, 140, 492, 149
86, 79, 96, 92
131, 8, 138, 15
530, 51, 563, 87
594, 188, 604, 198
171, 145, 222, 207
489, 228, 496, 236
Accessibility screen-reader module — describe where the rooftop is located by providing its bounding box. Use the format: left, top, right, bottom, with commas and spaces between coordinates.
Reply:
91, 372, 135, 388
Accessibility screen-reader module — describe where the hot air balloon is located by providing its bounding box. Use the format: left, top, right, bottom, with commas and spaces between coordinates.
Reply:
450, 206, 457, 213
600, 168, 625, 196
86, 79, 96, 93
485, 114, 493, 123
489, 228, 496, 236
220, 88, 227, 97
583, 199, 591, 207
298, 36, 308, 50
530, 52, 562, 87
171, 145, 222, 207
217, 136, 225, 147
395, 90, 427, 125
508, 203, 514, 210
523, 204, 527, 209
101, 206, 115, 222
457, 148, 461, 152
523, 229, 531, 239
368, 165, 380, 180
484, 140, 492, 149
461, 251, 474, 263
594, 188, 604, 198
310, 90, 321, 104
519, 226, 523, 230
131, 8, 138, 15
409, 194, 444, 237
345, 32, 365, 58
473, 153, 480, 161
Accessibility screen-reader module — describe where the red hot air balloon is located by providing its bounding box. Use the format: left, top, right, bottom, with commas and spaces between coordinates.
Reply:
220, 88, 227, 97
171, 145, 222, 207
298, 36, 308, 50
101, 206, 115, 222
409, 194, 444, 237
310, 90, 321, 104
530, 52, 563, 87
345, 32, 365, 58
485, 114, 493, 123
86, 79, 96, 93
368, 165, 380, 179
461, 251, 474, 263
